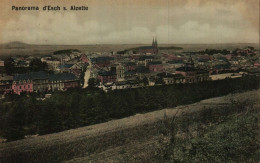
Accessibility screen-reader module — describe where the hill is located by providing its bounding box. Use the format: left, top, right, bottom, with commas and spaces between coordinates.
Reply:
0, 89, 259, 162
0, 41, 31, 49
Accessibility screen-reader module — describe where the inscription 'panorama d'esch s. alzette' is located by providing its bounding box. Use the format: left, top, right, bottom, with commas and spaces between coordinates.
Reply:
12, 5, 88, 11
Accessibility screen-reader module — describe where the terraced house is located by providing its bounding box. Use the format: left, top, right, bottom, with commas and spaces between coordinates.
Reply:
49, 73, 79, 91
12, 72, 79, 95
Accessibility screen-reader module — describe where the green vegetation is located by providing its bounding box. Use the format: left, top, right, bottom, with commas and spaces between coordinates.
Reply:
155, 97, 259, 162
0, 76, 258, 142
3, 57, 31, 74
87, 78, 98, 88
1, 90, 258, 162
197, 49, 231, 55
53, 49, 80, 55
158, 46, 183, 50
4, 57, 15, 75
29, 58, 48, 71
118, 46, 183, 54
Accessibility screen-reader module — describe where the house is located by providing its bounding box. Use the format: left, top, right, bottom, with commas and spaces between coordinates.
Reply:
168, 60, 184, 69
12, 72, 39, 95
111, 81, 131, 90
80, 54, 89, 64
31, 72, 49, 93
0, 76, 13, 94
124, 62, 137, 71
116, 64, 125, 81
91, 56, 114, 68
136, 66, 150, 78
97, 70, 117, 84
16, 61, 29, 67
148, 61, 164, 72
176, 66, 210, 83
175, 57, 209, 83
49, 73, 79, 91
254, 63, 260, 67
157, 72, 185, 84
0, 61, 4, 67
57, 64, 74, 73
124, 70, 137, 81
175, 67, 197, 83
12, 72, 79, 94
138, 55, 154, 66
44, 60, 61, 71
210, 73, 242, 80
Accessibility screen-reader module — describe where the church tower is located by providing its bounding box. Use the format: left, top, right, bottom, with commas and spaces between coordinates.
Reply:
152, 37, 155, 47
154, 37, 158, 49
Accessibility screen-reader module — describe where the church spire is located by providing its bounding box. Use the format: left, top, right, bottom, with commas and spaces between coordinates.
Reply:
152, 37, 155, 47
154, 37, 158, 49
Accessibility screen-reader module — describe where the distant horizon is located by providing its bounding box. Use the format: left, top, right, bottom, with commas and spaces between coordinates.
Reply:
1, 41, 259, 47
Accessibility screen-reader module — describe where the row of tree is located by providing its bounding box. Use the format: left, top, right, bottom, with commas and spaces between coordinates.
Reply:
0, 76, 259, 141
3, 57, 48, 75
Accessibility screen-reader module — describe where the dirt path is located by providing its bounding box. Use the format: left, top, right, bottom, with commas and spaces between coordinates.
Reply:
0, 89, 259, 162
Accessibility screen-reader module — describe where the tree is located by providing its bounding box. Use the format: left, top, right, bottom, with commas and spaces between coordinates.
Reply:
155, 77, 165, 85
87, 78, 97, 88
79, 64, 87, 86
142, 77, 149, 86
29, 59, 48, 71
3, 102, 25, 141
4, 57, 15, 75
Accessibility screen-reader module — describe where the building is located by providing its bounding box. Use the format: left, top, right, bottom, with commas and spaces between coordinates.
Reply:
12, 73, 35, 95
138, 55, 154, 66
210, 73, 242, 80
175, 57, 209, 83
138, 37, 159, 54
49, 73, 79, 91
91, 56, 114, 68
168, 60, 184, 69
0, 76, 13, 94
12, 71, 79, 94
57, 64, 74, 73
97, 70, 117, 84
0, 61, 4, 67
148, 61, 164, 72
124, 62, 137, 71
116, 64, 125, 81
45, 60, 61, 71
32, 72, 49, 93
157, 72, 185, 84
80, 54, 89, 64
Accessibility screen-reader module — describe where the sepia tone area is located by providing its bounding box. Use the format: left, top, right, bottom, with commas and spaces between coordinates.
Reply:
0, 0, 259, 44
0, 0, 259, 162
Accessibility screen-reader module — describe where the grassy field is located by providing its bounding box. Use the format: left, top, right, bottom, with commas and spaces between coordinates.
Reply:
0, 89, 259, 162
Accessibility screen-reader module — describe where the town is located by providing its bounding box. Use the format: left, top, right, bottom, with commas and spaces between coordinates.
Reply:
0, 38, 259, 97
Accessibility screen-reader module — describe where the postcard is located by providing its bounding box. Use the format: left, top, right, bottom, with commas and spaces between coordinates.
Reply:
0, 0, 259, 162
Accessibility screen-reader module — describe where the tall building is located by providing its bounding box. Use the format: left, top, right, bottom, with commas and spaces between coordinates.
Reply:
116, 64, 125, 81
138, 37, 159, 54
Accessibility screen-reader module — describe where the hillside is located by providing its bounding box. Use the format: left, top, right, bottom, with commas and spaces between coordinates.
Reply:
0, 89, 259, 162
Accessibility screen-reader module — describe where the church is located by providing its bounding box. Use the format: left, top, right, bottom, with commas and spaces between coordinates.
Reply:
138, 37, 159, 54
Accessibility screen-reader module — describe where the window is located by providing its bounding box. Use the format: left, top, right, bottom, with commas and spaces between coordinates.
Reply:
20, 86, 22, 89
28, 85, 30, 88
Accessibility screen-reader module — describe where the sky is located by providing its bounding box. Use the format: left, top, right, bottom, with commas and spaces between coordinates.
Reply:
0, 0, 259, 45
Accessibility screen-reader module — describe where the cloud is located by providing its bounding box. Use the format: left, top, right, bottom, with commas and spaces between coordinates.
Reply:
1, 0, 259, 44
